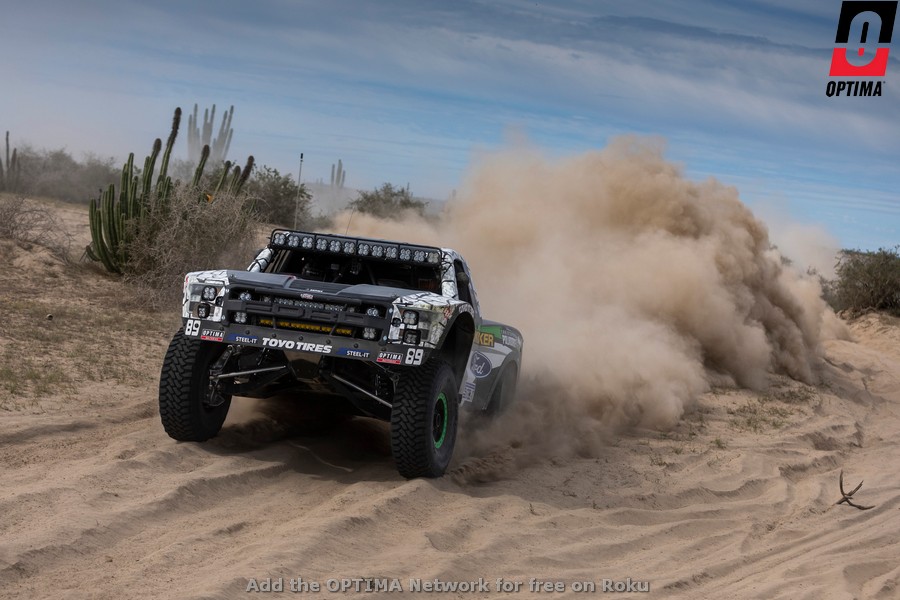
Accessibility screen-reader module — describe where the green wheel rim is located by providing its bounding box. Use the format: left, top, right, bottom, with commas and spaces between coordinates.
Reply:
433, 392, 448, 449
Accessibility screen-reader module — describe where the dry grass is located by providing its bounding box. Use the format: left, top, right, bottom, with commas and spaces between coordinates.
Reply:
124, 184, 261, 309
0, 189, 260, 408
0, 235, 177, 409
727, 399, 795, 432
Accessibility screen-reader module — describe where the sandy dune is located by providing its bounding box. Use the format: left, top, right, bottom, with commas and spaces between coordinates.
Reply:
1, 203, 899, 599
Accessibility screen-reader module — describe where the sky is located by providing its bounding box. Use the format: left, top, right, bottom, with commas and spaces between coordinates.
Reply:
0, 0, 897, 250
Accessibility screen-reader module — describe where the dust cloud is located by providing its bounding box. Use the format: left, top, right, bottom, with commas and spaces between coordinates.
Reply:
343, 136, 835, 473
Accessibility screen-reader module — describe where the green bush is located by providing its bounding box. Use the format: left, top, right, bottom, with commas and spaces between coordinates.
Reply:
829, 246, 900, 316
350, 183, 426, 218
244, 165, 312, 228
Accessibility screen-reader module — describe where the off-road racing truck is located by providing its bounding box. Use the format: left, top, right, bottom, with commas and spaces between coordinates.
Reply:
158, 229, 523, 478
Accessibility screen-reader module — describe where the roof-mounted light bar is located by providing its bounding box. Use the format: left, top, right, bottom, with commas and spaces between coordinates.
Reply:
269, 230, 442, 265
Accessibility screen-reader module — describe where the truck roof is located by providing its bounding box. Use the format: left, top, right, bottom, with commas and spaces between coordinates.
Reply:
267, 229, 461, 266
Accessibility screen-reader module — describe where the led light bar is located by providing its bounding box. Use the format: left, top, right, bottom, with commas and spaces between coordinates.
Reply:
268, 230, 443, 265
257, 317, 353, 336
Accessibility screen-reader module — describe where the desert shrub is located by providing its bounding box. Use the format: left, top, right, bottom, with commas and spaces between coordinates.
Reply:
829, 246, 900, 316
166, 158, 198, 185
15, 147, 119, 203
124, 183, 260, 308
306, 210, 335, 231
244, 165, 312, 228
0, 194, 71, 260
350, 183, 426, 218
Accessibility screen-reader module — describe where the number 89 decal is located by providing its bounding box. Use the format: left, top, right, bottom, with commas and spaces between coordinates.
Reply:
405, 348, 424, 365
185, 319, 201, 337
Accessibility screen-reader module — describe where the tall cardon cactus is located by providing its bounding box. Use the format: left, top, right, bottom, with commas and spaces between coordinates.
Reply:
86, 107, 253, 274
330, 159, 346, 188
187, 103, 234, 165
0, 131, 21, 192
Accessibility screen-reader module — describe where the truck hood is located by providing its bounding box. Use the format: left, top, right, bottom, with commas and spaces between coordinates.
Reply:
226, 271, 421, 302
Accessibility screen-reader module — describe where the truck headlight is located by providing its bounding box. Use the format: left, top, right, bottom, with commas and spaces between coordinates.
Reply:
402, 310, 418, 325
234, 311, 248, 324
202, 286, 217, 301
363, 327, 378, 340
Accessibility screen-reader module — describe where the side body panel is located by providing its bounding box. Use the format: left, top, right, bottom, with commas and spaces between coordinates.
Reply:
443, 252, 523, 410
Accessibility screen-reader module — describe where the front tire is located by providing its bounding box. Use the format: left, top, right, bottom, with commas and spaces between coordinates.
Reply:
158, 328, 233, 441
391, 360, 459, 479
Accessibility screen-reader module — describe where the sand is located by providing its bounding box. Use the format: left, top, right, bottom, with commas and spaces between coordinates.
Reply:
1, 198, 899, 599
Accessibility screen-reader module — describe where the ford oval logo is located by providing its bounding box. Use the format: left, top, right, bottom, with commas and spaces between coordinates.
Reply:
471, 351, 492, 378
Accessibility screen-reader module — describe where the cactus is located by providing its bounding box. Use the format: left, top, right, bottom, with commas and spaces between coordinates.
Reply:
208, 154, 255, 200
233, 155, 255, 193
86, 108, 252, 274
85, 108, 180, 274
191, 145, 210, 189
187, 103, 234, 165
0, 131, 21, 192
330, 159, 346, 188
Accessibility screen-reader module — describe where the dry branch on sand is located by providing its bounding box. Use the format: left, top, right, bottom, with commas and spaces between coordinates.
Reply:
0, 195, 71, 260
836, 470, 875, 511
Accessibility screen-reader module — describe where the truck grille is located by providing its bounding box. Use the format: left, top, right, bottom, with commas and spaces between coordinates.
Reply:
225, 289, 388, 340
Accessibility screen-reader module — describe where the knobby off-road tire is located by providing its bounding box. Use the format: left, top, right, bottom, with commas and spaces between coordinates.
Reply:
391, 360, 459, 479
159, 328, 232, 442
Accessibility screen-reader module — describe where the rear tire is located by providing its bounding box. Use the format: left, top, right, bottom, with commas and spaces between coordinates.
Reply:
485, 364, 518, 416
159, 328, 233, 442
391, 360, 458, 479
